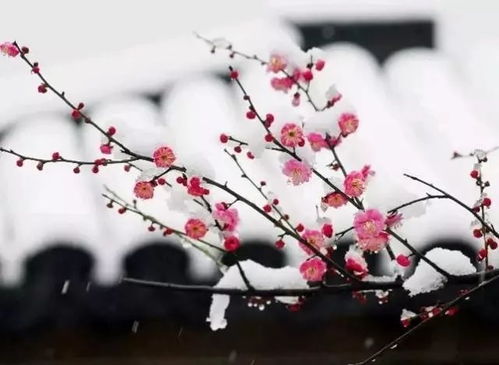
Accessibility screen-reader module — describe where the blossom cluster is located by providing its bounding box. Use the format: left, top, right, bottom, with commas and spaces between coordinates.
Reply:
2, 37, 498, 362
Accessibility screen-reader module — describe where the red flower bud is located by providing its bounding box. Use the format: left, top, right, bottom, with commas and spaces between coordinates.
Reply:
315, 59, 325, 71
246, 110, 256, 119
229, 70, 239, 79
396, 254, 411, 267
275, 239, 285, 249
302, 70, 313, 81
107, 126, 117, 136
224, 236, 240, 252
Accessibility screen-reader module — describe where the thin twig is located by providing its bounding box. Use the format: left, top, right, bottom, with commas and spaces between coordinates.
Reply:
404, 173, 499, 240
352, 270, 499, 365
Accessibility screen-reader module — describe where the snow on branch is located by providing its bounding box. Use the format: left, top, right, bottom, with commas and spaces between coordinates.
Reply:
403, 248, 476, 296
208, 260, 309, 330
1, 37, 499, 365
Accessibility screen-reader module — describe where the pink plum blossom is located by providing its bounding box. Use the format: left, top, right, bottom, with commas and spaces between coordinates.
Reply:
345, 249, 368, 278
338, 113, 359, 137
385, 212, 403, 229
213, 203, 239, 233
322, 192, 348, 208
353, 209, 389, 252
0, 42, 19, 57
282, 159, 312, 185
361, 165, 375, 180
185, 218, 208, 239
300, 229, 325, 255
344, 171, 366, 197
280, 123, 304, 147
187, 176, 209, 197
325, 85, 342, 106
307, 132, 328, 151
299, 257, 327, 282
270, 77, 294, 92
153, 146, 176, 168
134, 181, 154, 200
267, 53, 287, 73
344, 166, 374, 198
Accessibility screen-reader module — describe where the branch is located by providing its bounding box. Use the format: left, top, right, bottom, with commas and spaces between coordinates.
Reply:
388, 194, 447, 214
122, 268, 499, 296
0, 146, 138, 169
352, 269, 499, 365
224, 149, 297, 235
387, 228, 453, 279
230, 69, 362, 211
102, 188, 225, 255
202, 176, 359, 281
404, 173, 499, 240
12, 42, 153, 163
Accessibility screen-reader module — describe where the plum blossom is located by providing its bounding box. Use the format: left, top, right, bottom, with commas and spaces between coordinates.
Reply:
270, 76, 294, 93
344, 165, 374, 198
213, 203, 239, 233
134, 181, 154, 200
306, 132, 328, 151
187, 176, 209, 197
153, 146, 176, 168
300, 229, 325, 255
322, 192, 348, 209
267, 53, 287, 73
185, 218, 208, 239
353, 209, 389, 252
344, 171, 366, 197
282, 159, 312, 185
338, 113, 359, 137
224, 235, 240, 251
280, 123, 304, 147
325, 84, 342, 106
344, 249, 368, 278
299, 258, 327, 282
385, 212, 403, 229
0, 42, 19, 57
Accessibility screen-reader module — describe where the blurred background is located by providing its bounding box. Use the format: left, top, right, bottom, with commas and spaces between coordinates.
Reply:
1, 0, 499, 364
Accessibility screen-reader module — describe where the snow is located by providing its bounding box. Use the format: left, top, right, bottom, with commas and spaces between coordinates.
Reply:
207, 260, 309, 330
403, 248, 476, 296
1, 4, 499, 281
400, 308, 417, 321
